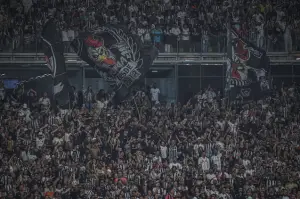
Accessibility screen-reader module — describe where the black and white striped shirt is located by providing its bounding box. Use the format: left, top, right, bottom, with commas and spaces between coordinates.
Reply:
168, 146, 178, 163
31, 118, 39, 131
0, 175, 11, 185
205, 142, 214, 156
47, 114, 56, 125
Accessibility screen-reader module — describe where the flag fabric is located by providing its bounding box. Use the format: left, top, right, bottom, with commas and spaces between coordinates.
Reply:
41, 19, 65, 77
14, 74, 54, 101
41, 19, 73, 108
227, 28, 270, 101
71, 27, 158, 101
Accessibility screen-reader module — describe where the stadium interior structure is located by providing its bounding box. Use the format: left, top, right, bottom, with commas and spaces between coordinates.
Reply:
0, 52, 300, 103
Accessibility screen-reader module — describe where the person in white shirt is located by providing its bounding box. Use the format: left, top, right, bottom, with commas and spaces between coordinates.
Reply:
244, 164, 254, 177
18, 104, 31, 123
53, 132, 64, 146
170, 24, 181, 37
211, 151, 222, 171
150, 83, 160, 105
198, 153, 210, 172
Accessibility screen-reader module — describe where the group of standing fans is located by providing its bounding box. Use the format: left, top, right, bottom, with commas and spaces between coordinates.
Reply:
1, 0, 300, 199
1, 82, 300, 199
0, 0, 300, 53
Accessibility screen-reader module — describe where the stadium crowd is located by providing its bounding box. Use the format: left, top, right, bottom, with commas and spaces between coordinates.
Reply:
1, 82, 300, 199
0, 0, 300, 53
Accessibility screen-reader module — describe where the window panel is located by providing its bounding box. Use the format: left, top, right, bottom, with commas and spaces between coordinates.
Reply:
270, 65, 293, 76
178, 77, 200, 103
201, 64, 224, 77
178, 65, 201, 77
201, 77, 224, 91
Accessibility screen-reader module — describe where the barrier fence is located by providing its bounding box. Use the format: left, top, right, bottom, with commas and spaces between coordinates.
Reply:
0, 30, 299, 54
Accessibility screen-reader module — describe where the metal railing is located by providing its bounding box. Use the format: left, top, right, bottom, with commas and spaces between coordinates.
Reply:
0, 52, 298, 65
0, 32, 299, 55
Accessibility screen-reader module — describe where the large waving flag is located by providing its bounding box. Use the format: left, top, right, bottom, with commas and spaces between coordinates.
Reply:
71, 27, 158, 101
41, 19, 73, 108
226, 28, 270, 101
14, 74, 54, 102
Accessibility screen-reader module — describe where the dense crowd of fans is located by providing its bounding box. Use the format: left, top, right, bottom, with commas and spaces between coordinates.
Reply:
1, 0, 300, 198
0, 0, 300, 53
0, 82, 300, 199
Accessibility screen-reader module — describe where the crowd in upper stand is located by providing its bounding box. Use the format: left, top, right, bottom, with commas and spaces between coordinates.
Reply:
1, 82, 300, 199
0, 0, 300, 53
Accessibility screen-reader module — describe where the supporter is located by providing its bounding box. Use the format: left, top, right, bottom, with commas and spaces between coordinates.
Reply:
0, 81, 300, 199
150, 83, 160, 105
1, 0, 300, 197
151, 25, 163, 51
84, 86, 95, 111
39, 92, 51, 114
1, 0, 299, 53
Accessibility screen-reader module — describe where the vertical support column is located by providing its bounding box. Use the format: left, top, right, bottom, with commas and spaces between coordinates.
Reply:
175, 64, 178, 103
199, 64, 202, 90
292, 62, 294, 83
81, 65, 86, 92
222, 63, 225, 92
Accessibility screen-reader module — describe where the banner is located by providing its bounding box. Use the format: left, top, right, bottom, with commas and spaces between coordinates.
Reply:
226, 29, 270, 101
71, 27, 158, 101
41, 19, 73, 108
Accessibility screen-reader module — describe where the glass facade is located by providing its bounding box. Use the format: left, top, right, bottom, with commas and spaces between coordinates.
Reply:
1, 61, 300, 103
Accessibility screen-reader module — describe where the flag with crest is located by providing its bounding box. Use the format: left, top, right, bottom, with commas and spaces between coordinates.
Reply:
226, 28, 270, 101
71, 26, 158, 102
